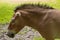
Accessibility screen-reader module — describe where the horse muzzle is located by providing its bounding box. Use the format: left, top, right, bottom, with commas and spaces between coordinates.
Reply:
6, 31, 15, 38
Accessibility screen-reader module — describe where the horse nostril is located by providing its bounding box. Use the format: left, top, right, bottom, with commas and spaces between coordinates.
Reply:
6, 32, 15, 38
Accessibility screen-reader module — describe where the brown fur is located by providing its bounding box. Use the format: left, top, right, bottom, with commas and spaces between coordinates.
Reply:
7, 4, 60, 40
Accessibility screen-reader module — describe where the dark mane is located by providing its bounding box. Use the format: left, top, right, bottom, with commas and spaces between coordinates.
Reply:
14, 4, 54, 12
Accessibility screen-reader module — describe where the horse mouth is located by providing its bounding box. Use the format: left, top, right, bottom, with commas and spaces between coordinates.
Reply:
6, 32, 15, 38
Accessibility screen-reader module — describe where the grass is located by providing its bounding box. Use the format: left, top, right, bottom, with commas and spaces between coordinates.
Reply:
33, 36, 45, 40
0, 3, 16, 24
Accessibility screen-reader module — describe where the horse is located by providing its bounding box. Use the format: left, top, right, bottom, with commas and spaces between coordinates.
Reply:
6, 4, 60, 40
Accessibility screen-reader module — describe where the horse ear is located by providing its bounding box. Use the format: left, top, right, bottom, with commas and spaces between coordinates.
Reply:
20, 10, 29, 16
15, 12, 21, 16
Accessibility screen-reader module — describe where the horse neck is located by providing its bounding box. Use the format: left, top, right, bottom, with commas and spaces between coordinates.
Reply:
22, 8, 51, 27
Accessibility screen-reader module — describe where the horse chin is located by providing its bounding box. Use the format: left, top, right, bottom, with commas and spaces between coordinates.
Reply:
6, 31, 16, 38
6, 33, 15, 38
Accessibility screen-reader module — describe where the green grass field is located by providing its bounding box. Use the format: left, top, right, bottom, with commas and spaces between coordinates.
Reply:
0, 3, 16, 24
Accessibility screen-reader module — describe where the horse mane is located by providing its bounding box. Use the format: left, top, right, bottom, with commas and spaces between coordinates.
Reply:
14, 3, 54, 12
